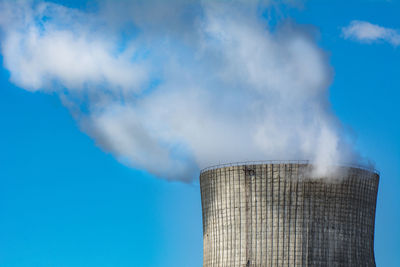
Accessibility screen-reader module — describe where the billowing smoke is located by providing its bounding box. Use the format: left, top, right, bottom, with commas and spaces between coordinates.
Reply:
0, 0, 361, 181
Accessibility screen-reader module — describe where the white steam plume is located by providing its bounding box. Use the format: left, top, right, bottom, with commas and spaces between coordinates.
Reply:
0, 0, 360, 181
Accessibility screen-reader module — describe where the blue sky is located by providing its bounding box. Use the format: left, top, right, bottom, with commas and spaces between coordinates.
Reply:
0, 0, 399, 266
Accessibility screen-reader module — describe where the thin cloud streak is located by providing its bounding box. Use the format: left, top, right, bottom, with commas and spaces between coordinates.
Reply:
342, 20, 400, 46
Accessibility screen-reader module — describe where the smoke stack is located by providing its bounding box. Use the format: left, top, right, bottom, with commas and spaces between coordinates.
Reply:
200, 161, 379, 266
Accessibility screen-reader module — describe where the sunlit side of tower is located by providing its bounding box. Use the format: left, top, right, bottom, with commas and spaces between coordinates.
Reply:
200, 162, 379, 266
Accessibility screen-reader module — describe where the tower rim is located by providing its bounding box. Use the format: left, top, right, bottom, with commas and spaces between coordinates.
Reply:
200, 160, 379, 175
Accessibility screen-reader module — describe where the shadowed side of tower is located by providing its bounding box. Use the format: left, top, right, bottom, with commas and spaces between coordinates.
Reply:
200, 162, 379, 267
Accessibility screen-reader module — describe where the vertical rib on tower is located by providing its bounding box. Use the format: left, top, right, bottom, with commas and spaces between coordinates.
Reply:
200, 162, 379, 267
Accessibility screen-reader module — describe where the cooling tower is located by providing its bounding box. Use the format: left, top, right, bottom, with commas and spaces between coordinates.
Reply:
200, 161, 379, 267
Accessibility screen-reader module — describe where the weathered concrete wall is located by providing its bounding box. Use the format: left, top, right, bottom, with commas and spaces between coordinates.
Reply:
200, 163, 379, 267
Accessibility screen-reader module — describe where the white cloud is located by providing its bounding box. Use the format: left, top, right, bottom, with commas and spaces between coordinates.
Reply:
0, 0, 362, 181
342, 20, 400, 46
0, 1, 148, 93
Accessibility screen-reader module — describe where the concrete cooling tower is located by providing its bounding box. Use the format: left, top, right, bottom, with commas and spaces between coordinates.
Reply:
200, 161, 379, 267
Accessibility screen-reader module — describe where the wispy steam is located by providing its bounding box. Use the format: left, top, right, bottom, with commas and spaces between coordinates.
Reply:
0, 0, 360, 181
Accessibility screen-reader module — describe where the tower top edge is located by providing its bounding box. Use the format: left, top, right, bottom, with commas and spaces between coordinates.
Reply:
200, 160, 380, 175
